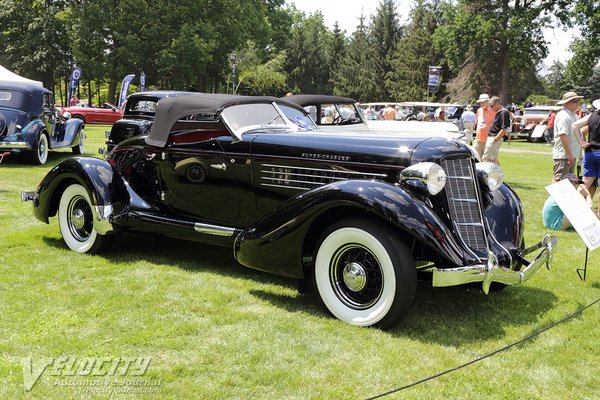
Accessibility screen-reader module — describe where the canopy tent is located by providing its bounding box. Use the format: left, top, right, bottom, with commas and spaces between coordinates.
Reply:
0, 65, 43, 87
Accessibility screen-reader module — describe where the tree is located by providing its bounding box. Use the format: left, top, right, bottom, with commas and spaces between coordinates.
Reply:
326, 22, 348, 90
0, 0, 71, 90
433, 0, 575, 103
285, 12, 331, 94
333, 15, 379, 101
564, 0, 600, 87
387, 0, 444, 101
542, 60, 566, 100
369, 0, 403, 99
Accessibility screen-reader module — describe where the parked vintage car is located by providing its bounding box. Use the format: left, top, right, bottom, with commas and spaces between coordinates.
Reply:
518, 106, 562, 141
284, 95, 470, 143
103, 91, 192, 153
60, 102, 123, 125
0, 81, 85, 164
23, 93, 557, 328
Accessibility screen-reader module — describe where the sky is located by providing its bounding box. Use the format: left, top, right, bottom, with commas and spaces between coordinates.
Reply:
288, 0, 575, 71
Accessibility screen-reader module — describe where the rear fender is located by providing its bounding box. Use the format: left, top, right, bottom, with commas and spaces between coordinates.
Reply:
63, 118, 85, 146
235, 180, 467, 278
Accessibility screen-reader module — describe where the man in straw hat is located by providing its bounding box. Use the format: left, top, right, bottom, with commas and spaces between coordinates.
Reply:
474, 94, 496, 159
551, 91, 583, 183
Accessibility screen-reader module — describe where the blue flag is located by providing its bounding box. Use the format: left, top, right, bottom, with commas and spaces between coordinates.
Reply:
140, 71, 146, 92
68, 67, 82, 106
117, 74, 135, 109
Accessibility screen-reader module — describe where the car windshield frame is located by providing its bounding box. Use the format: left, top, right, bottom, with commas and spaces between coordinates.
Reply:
221, 101, 317, 139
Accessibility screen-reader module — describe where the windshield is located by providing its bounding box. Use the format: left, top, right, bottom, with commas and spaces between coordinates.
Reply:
0, 90, 25, 109
524, 110, 553, 117
126, 98, 158, 115
221, 102, 316, 137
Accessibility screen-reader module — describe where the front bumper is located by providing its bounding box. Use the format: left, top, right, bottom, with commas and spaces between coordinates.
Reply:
432, 234, 557, 294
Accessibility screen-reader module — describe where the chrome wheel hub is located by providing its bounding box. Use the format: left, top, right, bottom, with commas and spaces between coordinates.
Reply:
72, 208, 86, 230
342, 262, 367, 292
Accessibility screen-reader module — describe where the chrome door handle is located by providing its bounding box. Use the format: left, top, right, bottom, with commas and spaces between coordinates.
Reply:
211, 163, 227, 171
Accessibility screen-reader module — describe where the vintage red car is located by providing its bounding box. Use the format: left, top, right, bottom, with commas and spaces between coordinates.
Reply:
60, 103, 123, 124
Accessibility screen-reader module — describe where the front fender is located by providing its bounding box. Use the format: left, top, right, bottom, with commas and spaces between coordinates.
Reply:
483, 183, 524, 249
32, 157, 130, 234
234, 180, 468, 278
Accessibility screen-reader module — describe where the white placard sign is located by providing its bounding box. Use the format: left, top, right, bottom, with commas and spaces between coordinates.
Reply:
531, 124, 547, 138
545, 179, 600, 250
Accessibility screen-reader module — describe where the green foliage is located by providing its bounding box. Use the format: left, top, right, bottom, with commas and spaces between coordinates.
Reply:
332, 16, 379, 102
564, 0, 600, 86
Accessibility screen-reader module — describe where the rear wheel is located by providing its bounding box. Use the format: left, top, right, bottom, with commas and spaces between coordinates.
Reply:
58, 184, 110, 253
314, 218, 416, 329
29, 133, 49, 165
72, 129, 85, 154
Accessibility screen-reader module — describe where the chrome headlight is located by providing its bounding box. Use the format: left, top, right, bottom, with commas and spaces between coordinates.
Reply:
476, 162, 504, 191
62, 111, 72, 119
399, 162, 447, 195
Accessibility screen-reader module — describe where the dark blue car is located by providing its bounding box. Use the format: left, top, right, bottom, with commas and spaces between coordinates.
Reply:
0, 81, 84, 164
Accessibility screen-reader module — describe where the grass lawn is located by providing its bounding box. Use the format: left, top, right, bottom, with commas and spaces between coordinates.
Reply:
0, 128, 598, 399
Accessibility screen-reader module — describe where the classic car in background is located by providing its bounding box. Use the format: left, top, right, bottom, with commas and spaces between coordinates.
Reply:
60, 102, 123, 125
0, 81, 85, 164
23, 93, 556, 328
102, 90, 192, 153
518, 106, 562, 141
284, 95, 470, 143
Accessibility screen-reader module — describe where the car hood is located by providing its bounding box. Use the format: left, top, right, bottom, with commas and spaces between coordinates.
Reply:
0, 107, 29, 136
249, 130, 471, 167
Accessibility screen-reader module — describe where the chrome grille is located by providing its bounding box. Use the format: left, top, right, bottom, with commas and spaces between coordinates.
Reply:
441, 158, 487, 253
260, 164, 387, 191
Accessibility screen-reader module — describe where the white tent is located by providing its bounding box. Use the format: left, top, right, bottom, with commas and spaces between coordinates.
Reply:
0, 65, 43, 86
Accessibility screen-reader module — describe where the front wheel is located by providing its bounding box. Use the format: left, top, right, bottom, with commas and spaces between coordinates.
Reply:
314, 218, 416, 329
58, 184, 110, 253
29, 133, 49, 165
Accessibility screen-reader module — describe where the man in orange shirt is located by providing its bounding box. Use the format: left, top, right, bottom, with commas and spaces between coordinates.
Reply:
474, 94, 496, 160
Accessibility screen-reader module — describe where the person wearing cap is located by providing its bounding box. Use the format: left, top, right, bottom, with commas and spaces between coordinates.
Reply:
474, 94, 496, 160
482, 96, 511, 164
552, 91, 584, 183
542, 173, 593, 230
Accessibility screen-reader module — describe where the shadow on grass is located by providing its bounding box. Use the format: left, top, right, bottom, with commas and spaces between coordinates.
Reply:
250, 280, 558, 345
42, 233, 558, 345
42, 233, 296, 290
0, 151, 79, 169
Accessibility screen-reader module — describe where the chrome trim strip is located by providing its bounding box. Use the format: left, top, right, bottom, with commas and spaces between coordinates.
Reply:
262, 171, 349, 181
262, 164, 388, 178
263, 177, 322, 185
261, 183, 310, 191
194, 222, 237, 236
0, 142, 30, 149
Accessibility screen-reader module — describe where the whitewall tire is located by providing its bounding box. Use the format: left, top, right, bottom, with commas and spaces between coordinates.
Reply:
58, 184, 108, 253
314, 219, 416, 329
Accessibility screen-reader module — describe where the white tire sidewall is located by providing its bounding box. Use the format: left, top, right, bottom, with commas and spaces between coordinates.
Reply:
38, 134, 48, 164
315, 227, 396, 326
58, 184, 97, 253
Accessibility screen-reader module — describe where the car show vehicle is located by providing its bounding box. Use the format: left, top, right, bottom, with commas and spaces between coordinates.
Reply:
103, 91, 191, 153
285, 95, 470, 143
23, 93, 557, 328
60, 102, 123, 125
518, 106, 562, 141
0, 81, 85, 164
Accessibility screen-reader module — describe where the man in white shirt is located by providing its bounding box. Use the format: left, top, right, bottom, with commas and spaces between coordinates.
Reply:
552, 91, 583, 183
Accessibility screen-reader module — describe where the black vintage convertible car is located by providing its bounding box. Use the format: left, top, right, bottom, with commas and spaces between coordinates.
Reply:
23, 93, 557, 328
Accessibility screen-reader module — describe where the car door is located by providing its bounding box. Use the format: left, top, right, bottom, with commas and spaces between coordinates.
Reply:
155, 118, 242, 226
41, 93, 57, 137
